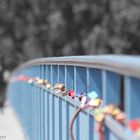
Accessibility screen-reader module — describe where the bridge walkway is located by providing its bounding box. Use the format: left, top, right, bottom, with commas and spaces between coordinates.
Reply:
0, 102, 26, 140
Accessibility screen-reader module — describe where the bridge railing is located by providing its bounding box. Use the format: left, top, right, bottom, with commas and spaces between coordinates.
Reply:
7, 55, 140, 140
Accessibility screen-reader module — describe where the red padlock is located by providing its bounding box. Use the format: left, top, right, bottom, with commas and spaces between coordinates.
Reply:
18, 75, 29, 81
96, 123, 104, 140
68, 90, 75, 99
128, 119, 140, 132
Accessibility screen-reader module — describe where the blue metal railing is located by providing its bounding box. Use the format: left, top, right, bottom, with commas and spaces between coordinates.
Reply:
7, 55, 140, 140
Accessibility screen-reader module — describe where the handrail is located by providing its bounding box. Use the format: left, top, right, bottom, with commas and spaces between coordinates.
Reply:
105, 116, 139, 140
16, 55, 140, 78
8, 55, 140, 140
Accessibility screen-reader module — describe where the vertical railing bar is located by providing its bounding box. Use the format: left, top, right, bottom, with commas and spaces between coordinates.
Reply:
102, 70, 106, 106
37, 66, 39, 140
102, 70, 110, 140
120, 76, 124, 111
41, 65, 43, 140
65, 66, 70, 140
58, 65, 60, 83
35, 66, 37, 140
58, 65, 64, 140
42, 65, 45, 140
46, 65, 50, 140
32, 66, 35, 140
39, 65, 41, 140
51, 65, 55, 140
87, 67, 94, 140
74, 66, 80, 140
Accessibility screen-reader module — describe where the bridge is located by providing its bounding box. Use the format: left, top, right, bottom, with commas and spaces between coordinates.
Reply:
6, 55, 140, 140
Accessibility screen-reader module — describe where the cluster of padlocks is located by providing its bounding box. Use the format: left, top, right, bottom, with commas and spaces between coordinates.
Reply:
11, 75, 140, 140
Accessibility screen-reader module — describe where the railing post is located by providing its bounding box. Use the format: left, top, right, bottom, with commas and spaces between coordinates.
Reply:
125, 77, 140, 119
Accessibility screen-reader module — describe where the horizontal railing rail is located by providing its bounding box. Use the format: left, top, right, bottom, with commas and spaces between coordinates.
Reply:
7, 55, 140, 140
17, 55, 140, 78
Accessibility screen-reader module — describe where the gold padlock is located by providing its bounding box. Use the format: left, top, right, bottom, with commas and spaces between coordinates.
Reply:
89, 98, 102, 107
37, 79, 44, 85
93, 108, 103, 116
103, 104, 115, 115
112, 108, 121, 117
53, 83, 65, 91
94, 113, 105, 123
41, 80, 48, 86
46, 82, 51, 89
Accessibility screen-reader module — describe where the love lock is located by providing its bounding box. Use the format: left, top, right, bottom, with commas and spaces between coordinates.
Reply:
68, 90, 75, 99
45, 82, 51, 89
89, 98, 102, 107
75, 92, 86, 101
88, 91, 99, 100
28, 78, 34, 85
53, 83, 65, 93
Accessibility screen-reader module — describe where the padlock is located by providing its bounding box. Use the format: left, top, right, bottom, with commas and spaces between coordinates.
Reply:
68, 90, 75, 98
40, 79, 48, 86
93, 108, 103, 116
103, 104, 115, 115
28, 78, 34, 85
88, 91, 98, 99
79, 93, 86, 101
40, 79, 51, 89
89, 98, 102, 107
18, 75, 29, 81
35, 77, 40, 83
54, 88, 62, 94
128, 119, 140, 132
46, 82, 51, 89
94, 108, 105, 123
75, 92, 85, 101
53, 83, 65, 92
81, 96, 87, 107
96, 122, 104, 140
95, 113, 105, 123
37, 79, 44, 85
115, 112, 126, 124
112, 108, 121, 117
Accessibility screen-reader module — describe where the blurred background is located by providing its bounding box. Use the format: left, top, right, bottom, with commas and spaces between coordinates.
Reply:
0, 0, 140, 107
